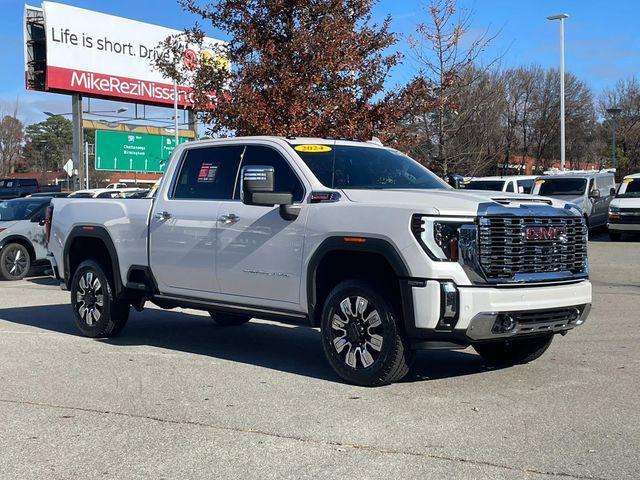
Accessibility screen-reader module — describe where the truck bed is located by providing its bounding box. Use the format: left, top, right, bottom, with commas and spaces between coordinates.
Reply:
49, 198, 153, 285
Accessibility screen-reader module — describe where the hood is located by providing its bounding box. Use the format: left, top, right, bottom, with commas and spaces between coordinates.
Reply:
0, 220, 18, 233
341, 188, 567, 216
545, 194, 585, 207
611, 197, 640, 209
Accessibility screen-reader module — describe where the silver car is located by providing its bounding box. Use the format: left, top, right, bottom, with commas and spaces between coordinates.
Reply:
0, 197, 52, 280
532, 172, 616, 229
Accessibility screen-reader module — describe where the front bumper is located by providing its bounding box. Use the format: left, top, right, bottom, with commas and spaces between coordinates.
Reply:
466, 304, 590, 341
410, 279, 592, 341
608, 222, 640, 231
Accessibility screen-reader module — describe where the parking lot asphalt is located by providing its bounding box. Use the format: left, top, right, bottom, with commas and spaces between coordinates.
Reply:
0, 233, 638, 480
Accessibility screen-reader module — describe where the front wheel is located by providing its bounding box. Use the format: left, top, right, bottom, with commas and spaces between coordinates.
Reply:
320, 280, 414, 387
0, 243, 31, 281
474, 335, 553, 367
71, 260, 130, 338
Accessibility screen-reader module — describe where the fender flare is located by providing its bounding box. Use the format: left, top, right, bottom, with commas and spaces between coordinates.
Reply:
305, 236, 411, 327
63, 225, 123, 296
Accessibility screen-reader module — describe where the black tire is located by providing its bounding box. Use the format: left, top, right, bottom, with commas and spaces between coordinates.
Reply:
208, 311, 251, 326
320, 279, 414, 387
0, 243, 31, 281
609, 231, 622, 241
71, 260, 130, 338
474, 335, 553, 367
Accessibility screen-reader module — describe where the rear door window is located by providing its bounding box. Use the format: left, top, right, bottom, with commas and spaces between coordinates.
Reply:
173, 145, 244, 200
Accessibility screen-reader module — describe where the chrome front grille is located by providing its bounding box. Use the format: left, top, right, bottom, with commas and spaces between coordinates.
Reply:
478, 216, 588, 280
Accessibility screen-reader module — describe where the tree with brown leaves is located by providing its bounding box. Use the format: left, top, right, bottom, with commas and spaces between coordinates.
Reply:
157, 0, 408, 140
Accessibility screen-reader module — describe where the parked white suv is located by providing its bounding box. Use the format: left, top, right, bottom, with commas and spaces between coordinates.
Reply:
46, 137, 592, 386
460, 176, 537, 194
608, 173, 640, 240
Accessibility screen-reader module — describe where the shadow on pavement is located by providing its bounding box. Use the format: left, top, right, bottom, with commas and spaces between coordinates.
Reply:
0, 303, 491, 384
588, 231, 640, 243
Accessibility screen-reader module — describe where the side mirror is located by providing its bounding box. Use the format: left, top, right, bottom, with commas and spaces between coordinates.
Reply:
589, 189, 601, 199
31, 216, 44, 225
241, 166, 293, 207
610, 187, 617, 196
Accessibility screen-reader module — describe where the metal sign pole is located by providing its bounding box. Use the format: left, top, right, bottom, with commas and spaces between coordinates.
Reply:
84, 141, 90, 189
173, 80, 179, 146
72, 94, 84, 190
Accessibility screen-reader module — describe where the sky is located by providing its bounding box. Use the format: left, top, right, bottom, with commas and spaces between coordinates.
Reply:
1, 0, 639, 127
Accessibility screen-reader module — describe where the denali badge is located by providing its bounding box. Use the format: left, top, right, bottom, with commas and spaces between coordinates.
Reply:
525, 226, 567, 241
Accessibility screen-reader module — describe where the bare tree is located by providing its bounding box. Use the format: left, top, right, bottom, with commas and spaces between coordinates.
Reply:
0, 108, 24, 176
405, 0, 500, 175
599, 77, 640, 176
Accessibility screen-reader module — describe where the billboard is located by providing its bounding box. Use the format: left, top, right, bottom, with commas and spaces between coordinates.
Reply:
95, 130, 188, 172
25, 2, 224, 107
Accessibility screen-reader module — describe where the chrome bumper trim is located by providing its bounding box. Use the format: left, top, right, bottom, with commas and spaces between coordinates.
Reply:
466, 304, 591, 341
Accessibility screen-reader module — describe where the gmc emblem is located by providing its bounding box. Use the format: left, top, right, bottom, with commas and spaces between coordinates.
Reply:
525, 226, 567, 241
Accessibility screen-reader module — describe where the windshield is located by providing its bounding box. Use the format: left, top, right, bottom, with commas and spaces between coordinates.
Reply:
617, 179, 640, 198
0, 198, 48, 221
293, 145, 449, 190
537, 178, 587, 196
460, 180, 505, 191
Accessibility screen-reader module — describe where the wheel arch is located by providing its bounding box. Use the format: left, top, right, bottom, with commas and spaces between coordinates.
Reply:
306, 237, 411, 328
63, 226, 123, 297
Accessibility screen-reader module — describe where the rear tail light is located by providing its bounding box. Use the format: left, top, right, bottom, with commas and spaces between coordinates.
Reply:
44, 205, 53, 244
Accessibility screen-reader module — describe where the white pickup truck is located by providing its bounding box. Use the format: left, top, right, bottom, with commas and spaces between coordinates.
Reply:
46, 137, 592, 386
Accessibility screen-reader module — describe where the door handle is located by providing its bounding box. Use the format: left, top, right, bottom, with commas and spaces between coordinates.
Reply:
219, 213, 240, 224
155, 211, 172, 221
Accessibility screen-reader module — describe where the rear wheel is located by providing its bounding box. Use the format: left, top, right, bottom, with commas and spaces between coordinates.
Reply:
320, 279, 414, 387
474, 335, 553, 367
71, 260, 130, 338
208, 312, 251, 326
0, 243, 31, 281
609, 231, 622, 241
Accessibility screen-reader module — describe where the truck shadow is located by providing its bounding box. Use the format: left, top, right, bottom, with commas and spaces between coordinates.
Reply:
0, 304, 494, 384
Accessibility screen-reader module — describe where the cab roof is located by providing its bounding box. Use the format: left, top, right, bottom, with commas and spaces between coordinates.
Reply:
181, 135, 387, 149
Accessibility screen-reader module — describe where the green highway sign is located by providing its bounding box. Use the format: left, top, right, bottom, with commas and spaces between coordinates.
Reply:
95, 130, 189, 172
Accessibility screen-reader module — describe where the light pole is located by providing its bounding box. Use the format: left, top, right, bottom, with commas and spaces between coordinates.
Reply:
547, 13, 569, 171
606, 107, 622, 169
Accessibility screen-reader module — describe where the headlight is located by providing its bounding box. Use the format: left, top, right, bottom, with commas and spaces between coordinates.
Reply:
609, 206, 620, 214
411, 215, 475, 261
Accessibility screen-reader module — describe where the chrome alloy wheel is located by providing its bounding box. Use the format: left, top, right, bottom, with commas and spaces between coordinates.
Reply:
331, 296, 384, 369
76, 271, 104, 326
4, 245, 28, 278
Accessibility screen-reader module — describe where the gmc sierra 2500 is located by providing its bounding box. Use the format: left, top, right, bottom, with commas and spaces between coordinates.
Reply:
46, 137, 592, 386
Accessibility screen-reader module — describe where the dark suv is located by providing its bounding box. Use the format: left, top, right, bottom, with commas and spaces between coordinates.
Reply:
0, 178, 40, 200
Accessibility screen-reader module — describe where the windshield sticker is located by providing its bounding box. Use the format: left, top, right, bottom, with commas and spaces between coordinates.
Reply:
623, 178, 634, 183
294, 144, 332, 153
535, 179, 545, 184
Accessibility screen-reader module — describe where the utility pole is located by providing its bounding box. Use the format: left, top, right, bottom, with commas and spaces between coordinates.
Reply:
547, 13, 569, 171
